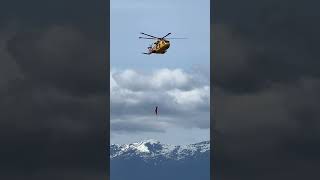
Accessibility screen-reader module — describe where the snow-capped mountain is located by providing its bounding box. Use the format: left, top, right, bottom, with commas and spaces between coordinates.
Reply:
110, 140, 210, 180
110, 139, 210, 162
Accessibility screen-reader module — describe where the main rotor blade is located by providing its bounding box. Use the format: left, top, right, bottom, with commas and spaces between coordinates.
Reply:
139, 37, 156, 39
140, 32, 159, 39
165, 37, 188, 39
161, 33, 171, 38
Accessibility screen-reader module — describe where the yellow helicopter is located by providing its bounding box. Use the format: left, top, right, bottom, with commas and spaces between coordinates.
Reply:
139, 32, 187, 55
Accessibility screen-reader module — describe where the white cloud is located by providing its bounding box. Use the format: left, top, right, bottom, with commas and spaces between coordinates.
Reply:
112, 68, 194, 91
150, 68, 192, 90
110, 68, 210, 133
168, 86, 209, 108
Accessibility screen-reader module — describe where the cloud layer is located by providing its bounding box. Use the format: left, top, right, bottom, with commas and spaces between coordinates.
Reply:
212, 1, 320, 179
0, 5, 108, 178
111, 68, 210, 134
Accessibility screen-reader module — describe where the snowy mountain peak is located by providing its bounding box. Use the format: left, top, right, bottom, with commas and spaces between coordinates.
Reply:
110, 140, 210, 161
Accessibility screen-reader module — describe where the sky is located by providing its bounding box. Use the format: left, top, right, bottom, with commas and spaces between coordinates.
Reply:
110, 0, 210, 145
2, 0, 320, 179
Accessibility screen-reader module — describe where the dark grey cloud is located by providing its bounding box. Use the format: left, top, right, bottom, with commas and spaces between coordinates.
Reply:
6, 25, 106, 96
214, 0, 320, 93
212, 0, 320, 179
0, 0, 108, 179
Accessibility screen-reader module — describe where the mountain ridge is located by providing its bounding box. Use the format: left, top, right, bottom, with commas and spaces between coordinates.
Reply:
110, 139, 210, 180
110, 139, 210, 161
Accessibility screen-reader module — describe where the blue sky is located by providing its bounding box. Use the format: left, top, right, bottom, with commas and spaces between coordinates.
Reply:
111, 0, 210, 70
110, 0, 210, 145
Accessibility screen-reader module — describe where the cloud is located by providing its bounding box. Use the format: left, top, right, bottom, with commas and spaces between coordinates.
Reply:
0, 22, 107, 179
110, 68, 210, 133
0, 0, 111, 179
212, 1, 320, 179
112, 68, 195, 91
6, 25, 106, 96
111, 116, 168, 133
214, 78, 320, 179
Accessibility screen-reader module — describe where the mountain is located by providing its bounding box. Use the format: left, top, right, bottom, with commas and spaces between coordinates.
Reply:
110, 139, 210, 180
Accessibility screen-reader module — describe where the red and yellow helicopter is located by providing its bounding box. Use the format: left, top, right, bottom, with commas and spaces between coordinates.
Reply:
139, 32, 187, 55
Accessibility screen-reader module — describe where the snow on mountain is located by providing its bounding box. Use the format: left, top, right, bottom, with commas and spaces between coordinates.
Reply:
110, 139, 210, 180
110, 139, 210, 161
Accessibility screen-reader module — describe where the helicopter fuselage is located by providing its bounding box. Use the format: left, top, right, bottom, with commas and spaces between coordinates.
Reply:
150, 39, 170, 54
139, 32, 185, 55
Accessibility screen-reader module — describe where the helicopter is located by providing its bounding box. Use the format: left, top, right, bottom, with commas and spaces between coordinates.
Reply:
139, 32, 187, 55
